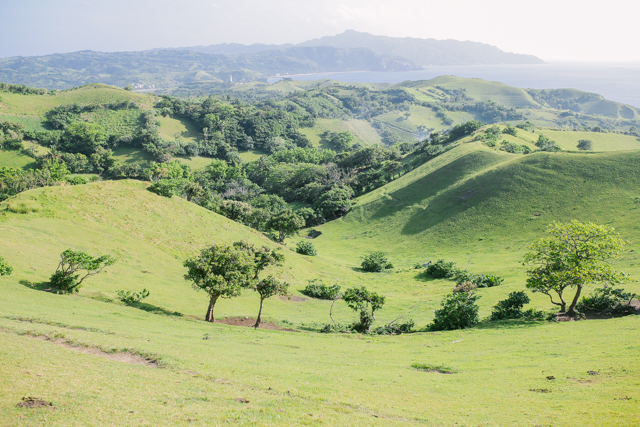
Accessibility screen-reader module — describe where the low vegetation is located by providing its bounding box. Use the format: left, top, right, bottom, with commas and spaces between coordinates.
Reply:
49, 249, 116, 294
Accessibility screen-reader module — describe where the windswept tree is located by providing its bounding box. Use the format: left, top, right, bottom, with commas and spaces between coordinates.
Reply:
524, 221, 629, 315
343, 287, 386, 332
49, 249, 116, 293
252, 276, 289, 328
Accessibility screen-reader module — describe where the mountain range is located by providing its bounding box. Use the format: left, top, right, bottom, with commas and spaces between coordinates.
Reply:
0, 30, 544, 89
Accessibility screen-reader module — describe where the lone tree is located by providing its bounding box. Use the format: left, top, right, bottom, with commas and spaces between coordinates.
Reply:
0, 256, 13, 276
343, 286, 386, 332
50, 249, 116, 293
577, 139, 593, 151
184, 241, 284, 322
251, 276, 289, 328
266, 210, 305, 244
524, 221, 629, 316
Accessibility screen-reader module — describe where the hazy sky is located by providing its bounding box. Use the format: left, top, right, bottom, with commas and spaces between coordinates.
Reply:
1, 0, 639, 61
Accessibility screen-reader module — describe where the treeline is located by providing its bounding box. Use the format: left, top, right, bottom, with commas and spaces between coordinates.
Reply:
0, 82, 52, 95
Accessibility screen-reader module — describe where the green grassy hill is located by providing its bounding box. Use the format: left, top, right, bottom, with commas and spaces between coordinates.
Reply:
309, 141, 640, 291
1, 172, 639, 425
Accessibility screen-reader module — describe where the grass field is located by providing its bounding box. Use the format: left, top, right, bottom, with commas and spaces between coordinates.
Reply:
2, 81, 640, 426
0, 149, 37, 169
157, 116, 200, 143
0, 177, 638, 425
300, 118, 384, 148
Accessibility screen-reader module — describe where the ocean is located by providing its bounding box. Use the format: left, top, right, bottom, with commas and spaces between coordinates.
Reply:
267, 62, 640, 108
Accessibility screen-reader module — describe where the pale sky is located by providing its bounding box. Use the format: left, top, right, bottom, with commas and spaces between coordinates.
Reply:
1, 0, 639, 62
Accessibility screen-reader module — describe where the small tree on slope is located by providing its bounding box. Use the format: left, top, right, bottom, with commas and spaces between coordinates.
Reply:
50, 249, 116, 293
252, 276, 289, 328
524, 221, 629, 316
184, 244, 255, 322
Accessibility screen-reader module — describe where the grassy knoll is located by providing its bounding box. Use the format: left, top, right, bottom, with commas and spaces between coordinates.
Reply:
157, 115, 200, 143
308, 141, 640, 297
401, 76, 539, 108
301, 118, 383, 148
537, 129, 640, 151
0, 84, 153, 116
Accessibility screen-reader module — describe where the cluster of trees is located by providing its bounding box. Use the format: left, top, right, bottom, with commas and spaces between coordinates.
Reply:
183, 241, 287, 327
0, 82, 51, 95
0, 122, 25, 150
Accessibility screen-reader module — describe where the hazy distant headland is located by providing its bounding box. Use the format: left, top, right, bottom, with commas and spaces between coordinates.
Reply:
0, 30, 544, 90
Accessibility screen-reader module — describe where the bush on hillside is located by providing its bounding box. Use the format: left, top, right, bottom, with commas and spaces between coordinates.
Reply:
360, 252, 393, 272
576, 285, 636, 313
426, 259, 459, 279
296, 241, 318, 256
343, 286, 386, 332
577, 139, 593, 151
502, 125, 519, 136
116, 289, 150, 305
301, 279, 341, 300
49, 249, 116, 294
429, 292, 480, 331
0, 256, 13, 276
473, 274, 504, 288
490, 291, 531, 320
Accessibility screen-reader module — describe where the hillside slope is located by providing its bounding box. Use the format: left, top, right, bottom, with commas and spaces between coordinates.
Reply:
309, 141, 640, 283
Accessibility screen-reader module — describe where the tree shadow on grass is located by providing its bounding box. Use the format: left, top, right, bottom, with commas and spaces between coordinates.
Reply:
127, 302, 183, 317
18, 280, 60, 293
475, 319, 546, 331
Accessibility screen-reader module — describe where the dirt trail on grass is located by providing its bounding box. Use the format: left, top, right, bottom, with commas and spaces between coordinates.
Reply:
27, 334, 159, 367
215, 317, 297, 331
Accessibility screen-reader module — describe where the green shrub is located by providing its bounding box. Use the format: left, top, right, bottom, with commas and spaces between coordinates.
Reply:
360, 252, 393, 272
66, 176, 88, 185
490, 291, 530, 320
320, 323, 352, 333
301, 279, 341, 300
426, 259, 458, 279
296, 241, 317, 256
0, 256, 13, 276
116, 289, 150, 305
49, 249, 116, 294
411, 363, 457, 374
473, 274, 504, 288
577, 139, 593, 151
429, 292, 480, 331
343, 286, 386, 332
576, 285, 636, 312
371, 319, 415, 335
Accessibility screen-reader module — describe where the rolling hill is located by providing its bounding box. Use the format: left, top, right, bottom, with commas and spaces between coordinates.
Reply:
1, 143, 639, 425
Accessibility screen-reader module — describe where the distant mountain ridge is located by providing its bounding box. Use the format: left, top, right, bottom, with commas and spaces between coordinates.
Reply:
299, 30, 544, 66
0, 30, 544, 90
166, 30, 544, 66
0, 46, 420, 89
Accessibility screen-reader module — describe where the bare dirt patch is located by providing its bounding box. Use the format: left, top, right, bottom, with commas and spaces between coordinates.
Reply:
278, 295, 307, 302
16, 397, 54, 409
215, 317, 296, 331
28, 335, 158, 367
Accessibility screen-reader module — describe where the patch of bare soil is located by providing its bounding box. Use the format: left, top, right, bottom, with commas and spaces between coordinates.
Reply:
215, 317, 296, 331
278, 295, 307, 302
30, 335, 158, 367
16, 397, 54, 409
